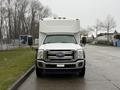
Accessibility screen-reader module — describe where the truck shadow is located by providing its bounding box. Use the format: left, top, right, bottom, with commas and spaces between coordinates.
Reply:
39, 73, 85, 80
35, 74, 86, 90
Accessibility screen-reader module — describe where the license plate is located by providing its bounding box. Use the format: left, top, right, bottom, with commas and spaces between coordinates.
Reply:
57, 64, 64, 67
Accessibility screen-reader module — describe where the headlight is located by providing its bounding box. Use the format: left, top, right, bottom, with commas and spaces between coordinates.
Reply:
37, 49, 44, 59
77, 49, 84, 59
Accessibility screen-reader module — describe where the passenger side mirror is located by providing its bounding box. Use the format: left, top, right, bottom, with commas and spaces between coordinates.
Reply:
81, 37, 86, 46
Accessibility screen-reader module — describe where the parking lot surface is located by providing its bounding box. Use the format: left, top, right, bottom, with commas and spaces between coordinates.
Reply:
18, 45, 120, 90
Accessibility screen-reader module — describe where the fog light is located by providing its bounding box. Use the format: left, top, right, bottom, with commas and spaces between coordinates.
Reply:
78, 62, 83, 67
38, 62, 43, 67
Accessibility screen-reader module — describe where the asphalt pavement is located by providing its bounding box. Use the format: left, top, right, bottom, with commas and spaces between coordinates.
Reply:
17, 45, 120, 90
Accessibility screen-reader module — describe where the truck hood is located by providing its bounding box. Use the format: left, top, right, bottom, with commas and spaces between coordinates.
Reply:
39, 43, 83, 50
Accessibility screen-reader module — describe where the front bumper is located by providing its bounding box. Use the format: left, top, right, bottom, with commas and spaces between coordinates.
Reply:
36, 60, 85, 69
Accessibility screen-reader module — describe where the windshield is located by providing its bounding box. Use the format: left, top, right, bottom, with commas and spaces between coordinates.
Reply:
43, 35, 77, 44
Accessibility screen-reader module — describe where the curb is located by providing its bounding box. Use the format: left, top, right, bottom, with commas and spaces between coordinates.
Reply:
7, 65, 35, 90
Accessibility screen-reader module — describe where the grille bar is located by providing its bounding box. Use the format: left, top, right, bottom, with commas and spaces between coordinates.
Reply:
48, 50, 73, 55
46, 50, 75, 62
48, 56, 73, 60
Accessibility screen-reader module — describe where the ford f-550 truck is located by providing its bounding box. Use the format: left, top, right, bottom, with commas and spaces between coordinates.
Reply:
36, 17, 86, 77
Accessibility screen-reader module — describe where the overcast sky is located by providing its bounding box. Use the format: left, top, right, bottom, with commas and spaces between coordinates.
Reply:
40, 0, 120, 32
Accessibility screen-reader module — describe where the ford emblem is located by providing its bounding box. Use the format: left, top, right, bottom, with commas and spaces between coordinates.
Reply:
56, 52, 65, 57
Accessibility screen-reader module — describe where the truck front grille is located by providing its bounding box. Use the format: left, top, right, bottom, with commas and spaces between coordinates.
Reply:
46, 50, 75, 62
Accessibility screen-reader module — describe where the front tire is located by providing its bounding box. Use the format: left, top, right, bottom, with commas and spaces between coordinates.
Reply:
78, 67, 85, 77
36, 67, 43, 77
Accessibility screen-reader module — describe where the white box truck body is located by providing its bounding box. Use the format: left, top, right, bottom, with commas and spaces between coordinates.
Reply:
36, 18, 86, 77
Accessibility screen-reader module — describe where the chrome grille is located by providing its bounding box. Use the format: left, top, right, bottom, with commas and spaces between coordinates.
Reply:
48, 56, 73, 60
46, 50, 75, 62
48, 50, 73, 55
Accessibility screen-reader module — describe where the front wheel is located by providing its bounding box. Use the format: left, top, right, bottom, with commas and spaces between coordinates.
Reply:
78, 67, 85, 77
36, 67, 43, 77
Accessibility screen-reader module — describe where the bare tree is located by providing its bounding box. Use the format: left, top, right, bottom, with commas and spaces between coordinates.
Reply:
0, 0, 7, 46
13, 0, 18, 38
30, 0, 40, 38
93, 19, 102, 38
80, 27, 90, 37
0, 0, 3, 45
40, 6, 51, 18
101, 15, 116, 43
0, 0, 51, 47
7, 0, 12, 40
30, 0, 51, 39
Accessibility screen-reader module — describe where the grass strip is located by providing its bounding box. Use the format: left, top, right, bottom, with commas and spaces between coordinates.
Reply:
0, 48, 35, 90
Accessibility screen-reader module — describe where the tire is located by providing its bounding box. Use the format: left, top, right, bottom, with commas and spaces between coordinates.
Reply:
36, 67, 43, 77
78, 67, 85, 77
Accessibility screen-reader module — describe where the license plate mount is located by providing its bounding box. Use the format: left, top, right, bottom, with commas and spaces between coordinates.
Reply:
57, 64, 64, 67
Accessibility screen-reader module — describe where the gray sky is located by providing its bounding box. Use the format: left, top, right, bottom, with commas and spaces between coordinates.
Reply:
40, 0, 120, 32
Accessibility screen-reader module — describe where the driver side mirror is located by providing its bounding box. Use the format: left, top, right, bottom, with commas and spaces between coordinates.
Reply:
28, 36, 33, 46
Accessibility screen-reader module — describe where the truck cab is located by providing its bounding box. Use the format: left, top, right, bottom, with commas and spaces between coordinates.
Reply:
36, 18, 86, 77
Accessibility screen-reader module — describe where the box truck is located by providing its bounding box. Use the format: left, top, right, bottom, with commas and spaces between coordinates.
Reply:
36, 17, 86, 77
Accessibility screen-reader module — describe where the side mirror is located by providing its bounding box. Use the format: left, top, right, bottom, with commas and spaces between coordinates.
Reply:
35, 48, 38, 52
28, 36, 33, 46
35, 48, 38, 59
81, 37, 86, 46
